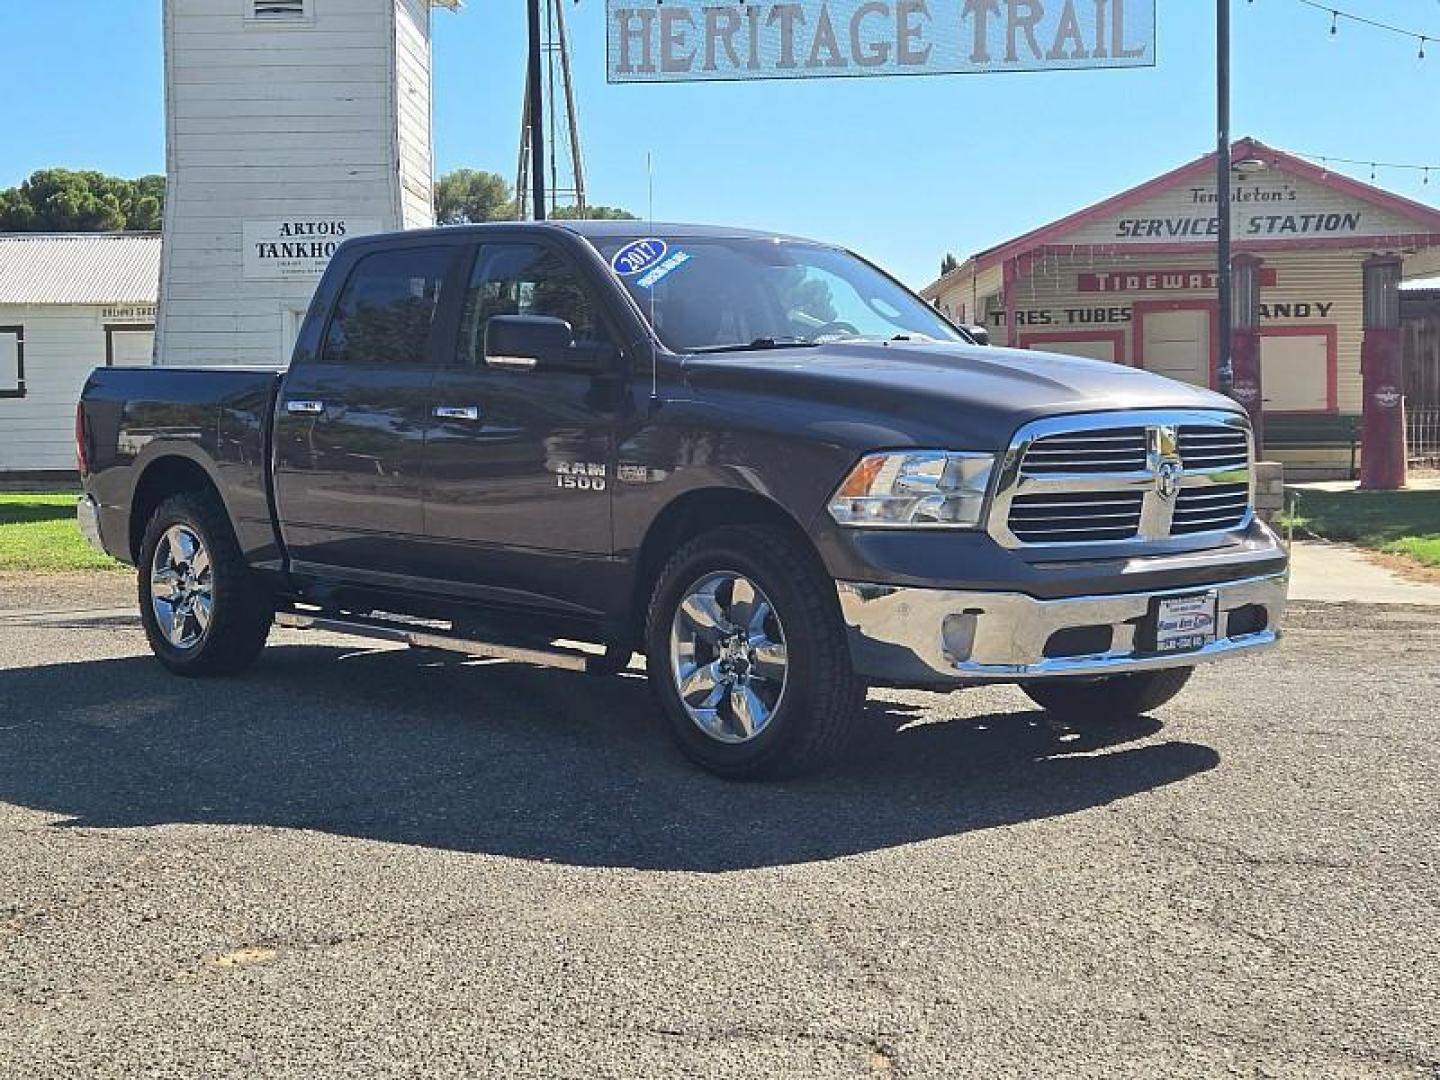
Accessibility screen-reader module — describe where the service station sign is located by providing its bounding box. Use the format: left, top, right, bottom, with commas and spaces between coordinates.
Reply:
607, 0, 1155, 82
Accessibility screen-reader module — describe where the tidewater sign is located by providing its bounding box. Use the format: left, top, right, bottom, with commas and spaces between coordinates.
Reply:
607, 0, 1155, 83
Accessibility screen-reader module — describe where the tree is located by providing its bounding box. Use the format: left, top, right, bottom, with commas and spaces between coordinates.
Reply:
434, 169, 638, 225
434, 169, 515, 225
550, 204, 638, 221
940, 252, 960, 276
0, 169, 166, 232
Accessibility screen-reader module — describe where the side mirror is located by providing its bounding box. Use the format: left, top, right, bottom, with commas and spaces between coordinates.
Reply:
484, 314, 575, 371
965, 324, 991, 346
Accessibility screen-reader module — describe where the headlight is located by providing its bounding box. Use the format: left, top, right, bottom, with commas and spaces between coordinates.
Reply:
827, 451, 995, 529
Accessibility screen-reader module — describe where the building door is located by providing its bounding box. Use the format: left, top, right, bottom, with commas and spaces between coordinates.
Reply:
1018, 331, 1125, 365
1138, 304, 1214, 388
1260, 328, 1335, 412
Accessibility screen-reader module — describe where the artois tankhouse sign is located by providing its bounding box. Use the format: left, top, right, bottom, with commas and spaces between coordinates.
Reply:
607, 0, 1155, 82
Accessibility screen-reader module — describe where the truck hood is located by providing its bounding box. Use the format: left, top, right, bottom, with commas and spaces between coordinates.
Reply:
680, 340, 1244, 449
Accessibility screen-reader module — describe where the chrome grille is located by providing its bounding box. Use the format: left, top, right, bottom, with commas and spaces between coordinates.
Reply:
1178, 426, 1249, 470
1009, 491, 1144, 543
1170, 482, 1250, 535
1020, 428, 1148, 474
992, 410, 1254, 549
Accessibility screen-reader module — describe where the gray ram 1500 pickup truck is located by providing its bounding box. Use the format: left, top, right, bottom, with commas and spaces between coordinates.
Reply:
77, 222, 1288, 779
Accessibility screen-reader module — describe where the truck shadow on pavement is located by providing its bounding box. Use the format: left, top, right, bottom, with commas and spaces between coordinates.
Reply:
0, 643, 1220, 871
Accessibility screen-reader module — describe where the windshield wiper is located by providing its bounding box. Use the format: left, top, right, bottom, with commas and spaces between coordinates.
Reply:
690, 336, 821, 354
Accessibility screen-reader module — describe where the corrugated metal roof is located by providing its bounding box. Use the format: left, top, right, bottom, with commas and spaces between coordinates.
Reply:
0, 233, 160, 305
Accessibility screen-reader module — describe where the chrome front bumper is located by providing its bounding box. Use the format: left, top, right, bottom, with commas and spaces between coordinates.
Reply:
76, 495, 106, 556
837, 571, 1288, 685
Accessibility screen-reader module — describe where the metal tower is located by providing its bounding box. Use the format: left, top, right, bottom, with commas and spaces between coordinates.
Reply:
515, 0, 586, 220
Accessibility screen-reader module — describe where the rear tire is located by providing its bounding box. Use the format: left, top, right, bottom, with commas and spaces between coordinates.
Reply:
137, 491, 272, 677
644, 524, 866, 780
1021, 667, 1194, 720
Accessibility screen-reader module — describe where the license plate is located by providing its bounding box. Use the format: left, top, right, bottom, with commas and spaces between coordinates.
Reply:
1153, 592, 1218, 654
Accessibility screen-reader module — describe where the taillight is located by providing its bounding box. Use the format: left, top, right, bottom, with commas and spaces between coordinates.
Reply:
75, 403, 89, 477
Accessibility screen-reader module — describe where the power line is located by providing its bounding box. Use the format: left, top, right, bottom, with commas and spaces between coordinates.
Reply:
1284, 0, 1438, 57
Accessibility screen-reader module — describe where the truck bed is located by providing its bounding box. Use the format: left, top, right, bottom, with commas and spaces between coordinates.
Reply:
79, 365, 284, 566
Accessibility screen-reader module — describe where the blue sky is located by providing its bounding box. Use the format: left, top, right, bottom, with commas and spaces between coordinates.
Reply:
0, 1, 1435, 286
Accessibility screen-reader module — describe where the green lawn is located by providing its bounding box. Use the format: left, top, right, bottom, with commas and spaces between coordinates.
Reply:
1279, 488, 1440, 568
0, 493, 124, 573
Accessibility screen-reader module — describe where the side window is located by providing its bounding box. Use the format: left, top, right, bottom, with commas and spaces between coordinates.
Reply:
0, 327, 23, 399
321, 247, 450, 367
457, 243, 605, 367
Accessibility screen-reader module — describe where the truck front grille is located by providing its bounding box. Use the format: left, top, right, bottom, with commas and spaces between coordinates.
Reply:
1020, 428, 1148, 474
1177, 426, 1249, 470
992, 410, 1254, 549
1008, 490, 1144, 543
1170, 482, 1250, 535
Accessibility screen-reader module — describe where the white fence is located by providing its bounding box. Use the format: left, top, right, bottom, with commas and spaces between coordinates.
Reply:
1408, 406, 1440, 467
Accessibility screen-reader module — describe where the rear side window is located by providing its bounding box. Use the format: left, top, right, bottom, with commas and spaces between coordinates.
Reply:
321, 247, 450, 367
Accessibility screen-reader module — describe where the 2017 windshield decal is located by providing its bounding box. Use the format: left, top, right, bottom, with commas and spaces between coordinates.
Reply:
612, 238, 669, 275
635, 250, 692, 289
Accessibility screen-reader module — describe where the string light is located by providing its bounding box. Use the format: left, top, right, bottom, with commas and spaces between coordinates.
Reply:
1287, 0, 1437, 57
1286, 150, 1440, 194
1292, 151, 1440, 178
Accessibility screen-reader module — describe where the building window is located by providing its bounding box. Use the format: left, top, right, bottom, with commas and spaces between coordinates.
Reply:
247, 0, 310, 25
105, 325, 155, 367
0, 327, 23, 399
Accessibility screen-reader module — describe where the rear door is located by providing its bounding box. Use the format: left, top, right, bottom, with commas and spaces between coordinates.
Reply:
418, 237, 622, 611
272, 241, 459, 583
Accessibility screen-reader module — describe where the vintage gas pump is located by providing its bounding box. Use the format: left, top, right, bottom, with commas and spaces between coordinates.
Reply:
1229, 253, 1265, 451
1359, 255, 1407, 490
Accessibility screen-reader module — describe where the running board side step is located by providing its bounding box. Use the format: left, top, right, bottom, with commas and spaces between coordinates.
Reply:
273, 611, 592, 672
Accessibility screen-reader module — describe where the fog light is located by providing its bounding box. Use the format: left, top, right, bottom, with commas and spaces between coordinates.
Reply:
941, 613, 978, 662
1226, 604, 1268, 637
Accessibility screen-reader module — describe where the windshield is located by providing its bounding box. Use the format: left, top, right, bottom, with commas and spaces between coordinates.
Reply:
590, 234, 966, 354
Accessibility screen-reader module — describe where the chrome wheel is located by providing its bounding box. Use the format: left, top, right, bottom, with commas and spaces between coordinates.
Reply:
669, 571, 788, 744
149, 524, 213, 650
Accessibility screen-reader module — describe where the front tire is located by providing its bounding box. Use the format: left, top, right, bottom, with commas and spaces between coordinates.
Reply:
644, 525, 866, 780
1021, 667, 1194, 720
138, 491, 272, 677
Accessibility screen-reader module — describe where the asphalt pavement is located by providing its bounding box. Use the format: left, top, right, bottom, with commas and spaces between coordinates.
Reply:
0, 578, 1436, 1078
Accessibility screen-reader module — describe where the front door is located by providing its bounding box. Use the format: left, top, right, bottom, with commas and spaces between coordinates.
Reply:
272, 242, 455, 582
1140, 305, 1213, 388
420, 239, 619, 613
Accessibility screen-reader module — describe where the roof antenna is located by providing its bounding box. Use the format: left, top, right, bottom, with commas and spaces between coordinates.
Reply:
648, 150, 659, 407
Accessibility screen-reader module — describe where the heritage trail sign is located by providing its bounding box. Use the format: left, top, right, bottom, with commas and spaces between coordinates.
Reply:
607, 0, 1155, 82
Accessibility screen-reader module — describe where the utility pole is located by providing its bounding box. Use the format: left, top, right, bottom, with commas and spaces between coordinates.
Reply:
1216, 0, 1233, 393
526, 0, 546, 221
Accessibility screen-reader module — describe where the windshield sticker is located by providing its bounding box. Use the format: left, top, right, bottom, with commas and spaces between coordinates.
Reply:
611, 238, 668, 276
635, 249, 691, 289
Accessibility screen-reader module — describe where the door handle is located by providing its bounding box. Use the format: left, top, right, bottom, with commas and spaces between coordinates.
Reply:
286, 400, 325, 415
432, 405, 481, 421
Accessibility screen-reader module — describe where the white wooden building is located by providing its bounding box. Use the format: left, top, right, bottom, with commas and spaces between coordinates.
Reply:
924, 138, 1440, 477
0, 234, 161, 475
157, 0, 458, 367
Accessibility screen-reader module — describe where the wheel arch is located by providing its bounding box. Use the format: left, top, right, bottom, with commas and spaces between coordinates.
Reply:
629, 487, 826, 647
128, 453, 226, 564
